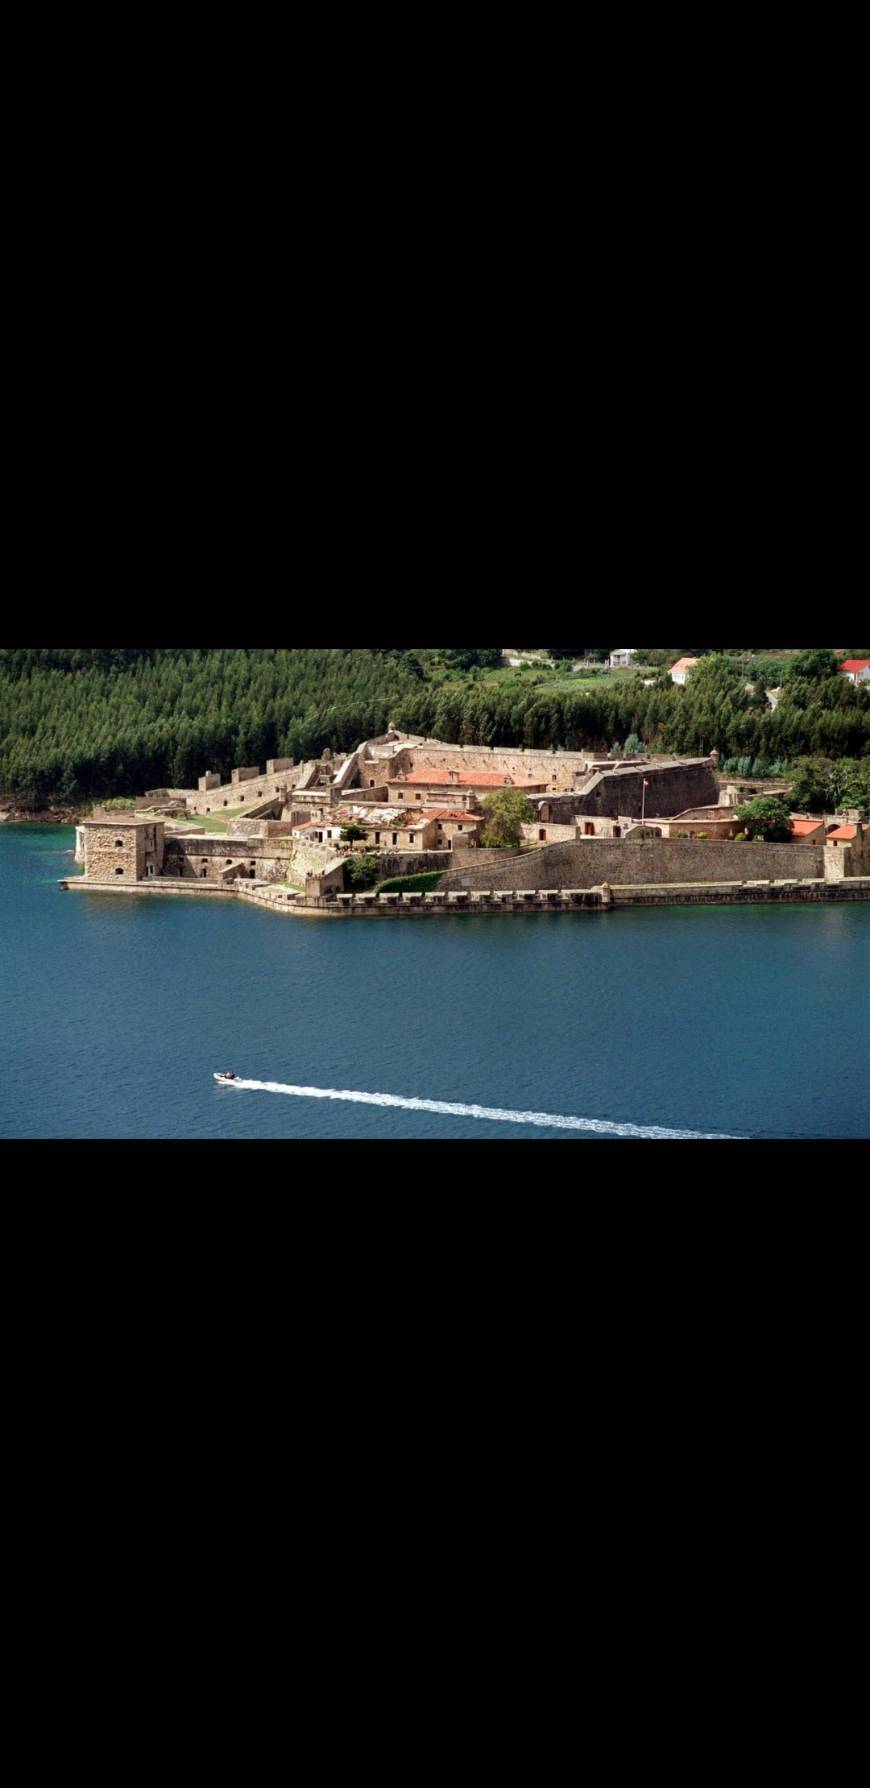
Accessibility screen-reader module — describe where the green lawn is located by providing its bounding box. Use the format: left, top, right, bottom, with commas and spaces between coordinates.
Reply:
162, 809, 246, 833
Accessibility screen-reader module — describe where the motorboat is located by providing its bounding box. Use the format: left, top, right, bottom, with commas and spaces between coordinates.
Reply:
214, 1071, 239, 1085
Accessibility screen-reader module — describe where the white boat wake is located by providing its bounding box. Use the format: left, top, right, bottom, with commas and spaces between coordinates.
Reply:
216, 1078, 738, 1139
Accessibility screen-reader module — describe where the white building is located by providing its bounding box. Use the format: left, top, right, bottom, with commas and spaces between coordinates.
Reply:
609, 649, 635, 668
670, 656, 699, 686
839, 658, 870, 684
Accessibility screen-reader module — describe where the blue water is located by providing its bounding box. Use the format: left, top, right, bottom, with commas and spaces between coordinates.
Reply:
1, 826, 867, 1138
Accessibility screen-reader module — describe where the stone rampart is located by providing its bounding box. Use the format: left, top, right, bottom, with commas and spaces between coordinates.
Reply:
63, 872, 870, 912
228, 819, 301, 839
824, 830, 870, 881
440, 836, 824, 891
573, 760, 719, 819
183, 771, 292, 814
521, 823, 578, 844
533, 761, 718, 822
284, 839, 346, 882
377, 743, 593, 792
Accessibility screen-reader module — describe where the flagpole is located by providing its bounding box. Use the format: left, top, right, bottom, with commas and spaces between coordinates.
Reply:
641, 776, 646, 837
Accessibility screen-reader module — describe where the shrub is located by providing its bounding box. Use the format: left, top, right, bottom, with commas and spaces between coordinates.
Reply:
734, 832, 746, 842
735, 795, 792, 841
374, 870, 443, 894
480, 788, 536, 847
346, 852, 381, 888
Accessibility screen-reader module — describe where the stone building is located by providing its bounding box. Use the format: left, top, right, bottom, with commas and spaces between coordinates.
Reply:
78, 818, 165, 882
292, 807, 442, 852
424, 808, 485, 848
386, 768, 548, 804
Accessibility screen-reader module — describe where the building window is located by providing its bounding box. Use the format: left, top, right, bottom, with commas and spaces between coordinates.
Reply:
539, 829, 547, 841
614, 827, 621, 839
392, 834, 398, 845
375, 833, 380, 844
416, 793, 422, 801
115, 839, 124, 848
115, 866, 124, 875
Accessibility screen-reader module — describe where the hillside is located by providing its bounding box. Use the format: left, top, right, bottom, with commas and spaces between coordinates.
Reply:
1, 647, 869, 807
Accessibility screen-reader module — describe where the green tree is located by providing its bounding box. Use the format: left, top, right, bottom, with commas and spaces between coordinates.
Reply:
734, 796, 792, 841
480, 789, 536, 847
346, 852, 380, 888
786, 649, 841, 683
340, 824, 367, 843
789, 757, 833, 810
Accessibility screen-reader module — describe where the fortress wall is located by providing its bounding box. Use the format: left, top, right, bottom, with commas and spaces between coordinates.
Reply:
284, 840, 346, 882
183, 772, 292, 813
369, 850, 453, 879
385, 744, 591, 791
824, 830, 870, 881
229, 820, 301, 839
521, 823, 578, 844
527, 762, 719, 822
575, 761, 720, 819
441, 837, 824, 892
163, 833, 345, 885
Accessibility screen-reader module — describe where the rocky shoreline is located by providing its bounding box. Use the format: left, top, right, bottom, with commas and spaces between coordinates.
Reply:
0, 803, 90, 825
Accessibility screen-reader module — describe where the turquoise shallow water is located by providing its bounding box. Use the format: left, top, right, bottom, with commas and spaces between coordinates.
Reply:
1, 826, 867, 1138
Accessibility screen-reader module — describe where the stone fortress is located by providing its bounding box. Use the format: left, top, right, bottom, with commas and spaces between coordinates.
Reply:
66, 728, 870, 913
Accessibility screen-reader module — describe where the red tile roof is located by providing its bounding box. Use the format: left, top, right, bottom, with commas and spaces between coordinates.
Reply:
790, 820, 823, 836
826, 824, 857, 840
840, 660, 870, 673
393, 768, 545, 788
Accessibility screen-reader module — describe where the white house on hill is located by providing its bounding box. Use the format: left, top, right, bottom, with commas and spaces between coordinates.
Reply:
609, 649, 635, 668
670, 656, 699, 686
840, 658, 870, 684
